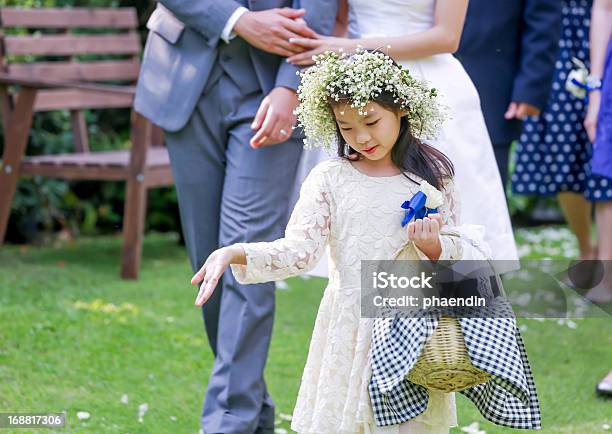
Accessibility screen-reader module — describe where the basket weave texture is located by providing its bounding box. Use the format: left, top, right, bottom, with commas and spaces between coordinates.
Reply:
407, 316, 492, 392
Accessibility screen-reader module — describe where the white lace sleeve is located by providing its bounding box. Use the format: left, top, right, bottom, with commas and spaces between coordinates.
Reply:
414, 177, 463, 261
230, 165, 332, 284
438, 176, 461, 227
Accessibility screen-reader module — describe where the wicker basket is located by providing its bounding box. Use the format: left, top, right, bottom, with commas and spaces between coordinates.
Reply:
406, 316, 492, 392
393, 229, 499, 393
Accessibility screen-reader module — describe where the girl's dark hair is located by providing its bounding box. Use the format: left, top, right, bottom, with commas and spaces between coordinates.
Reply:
328, 54, 454, 190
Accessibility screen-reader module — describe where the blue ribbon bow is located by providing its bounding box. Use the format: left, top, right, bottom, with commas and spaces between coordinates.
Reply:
401, 191, 439, 227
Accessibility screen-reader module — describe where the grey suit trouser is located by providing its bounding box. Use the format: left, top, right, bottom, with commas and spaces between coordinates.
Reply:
165, 62, 303, 434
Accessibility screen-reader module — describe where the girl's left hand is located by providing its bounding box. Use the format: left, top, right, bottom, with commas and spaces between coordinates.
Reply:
287, 35, 357, 65
191, 246, 237, 307
407, 214, 443, 251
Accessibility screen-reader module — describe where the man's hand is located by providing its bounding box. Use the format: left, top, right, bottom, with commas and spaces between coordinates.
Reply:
250, 87, 299, 148
234, 8, 316, 57
504, 102, 541, 120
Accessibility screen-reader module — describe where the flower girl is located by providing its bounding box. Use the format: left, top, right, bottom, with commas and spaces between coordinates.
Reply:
192, 49, 462, 433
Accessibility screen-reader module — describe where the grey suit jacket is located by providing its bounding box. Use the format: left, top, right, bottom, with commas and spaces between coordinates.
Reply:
134, 0, 305, 132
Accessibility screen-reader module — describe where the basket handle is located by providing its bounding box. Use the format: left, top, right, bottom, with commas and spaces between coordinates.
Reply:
391, 230, 507, 298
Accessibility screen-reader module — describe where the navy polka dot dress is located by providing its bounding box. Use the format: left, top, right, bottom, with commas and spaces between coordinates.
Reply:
512, 0, 612, 201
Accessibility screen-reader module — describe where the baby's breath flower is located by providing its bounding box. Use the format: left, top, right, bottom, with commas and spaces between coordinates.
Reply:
294, 48, 447, 150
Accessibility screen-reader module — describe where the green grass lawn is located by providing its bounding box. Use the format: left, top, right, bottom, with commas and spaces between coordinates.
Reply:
1, 229, 611, 433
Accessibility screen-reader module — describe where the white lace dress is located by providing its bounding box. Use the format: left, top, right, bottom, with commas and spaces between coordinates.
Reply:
231, 158, 461, 434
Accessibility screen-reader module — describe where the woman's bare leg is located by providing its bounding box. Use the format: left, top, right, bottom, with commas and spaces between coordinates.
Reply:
558, 192, 595, 259
585, 201, 612, 303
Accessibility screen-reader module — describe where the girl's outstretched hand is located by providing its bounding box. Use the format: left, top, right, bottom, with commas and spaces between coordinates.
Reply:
192, 246, 241, 307
407, 214, 443, 260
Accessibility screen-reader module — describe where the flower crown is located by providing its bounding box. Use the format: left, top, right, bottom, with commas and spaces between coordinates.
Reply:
294, 48, 447, 150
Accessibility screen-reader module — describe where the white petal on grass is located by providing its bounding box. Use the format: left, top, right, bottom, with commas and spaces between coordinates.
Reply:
544, 228, 563, 241
564, 248, 579, 258
543, 246, 562, 256
543, 291, 557, 302
602, 423, 610, 430
279, 413, 293, 421
556, 318, 578, 329
274, 420, 281, 426
170, 416, 177, 422
460, 422, 479, 433
276, 281, 289, 290
517, 245, 532, 258
137, 403, 148, 423
513, 293, 531, 306
77, 411, 90, 420
519, 324, 528, 332
275, 429, 288, 434
120, 394, 129, 404
166, 316, 175, 323
538, 261, 555, 272
461, 422, 477, 433
460, 421, 486, 433
515, 270, 532, 281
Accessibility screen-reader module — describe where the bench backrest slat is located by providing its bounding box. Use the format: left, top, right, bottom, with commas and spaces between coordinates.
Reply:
7, 59, 140, 82
3, 34, 141, 57
0, 8, 137, 29
0, 7, 141, 112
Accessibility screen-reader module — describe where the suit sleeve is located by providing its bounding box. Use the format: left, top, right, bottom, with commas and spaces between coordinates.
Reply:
158, 0, 243, 48
510, 0, 562, 109
275, 0, 339, 90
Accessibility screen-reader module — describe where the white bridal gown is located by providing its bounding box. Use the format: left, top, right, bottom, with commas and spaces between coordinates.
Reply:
291, 0, 519, 279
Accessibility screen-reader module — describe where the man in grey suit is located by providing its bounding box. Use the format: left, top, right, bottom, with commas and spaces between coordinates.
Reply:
134, 2, 316, 433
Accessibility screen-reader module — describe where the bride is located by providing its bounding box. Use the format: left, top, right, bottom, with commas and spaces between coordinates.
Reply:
288, 0, 518, 276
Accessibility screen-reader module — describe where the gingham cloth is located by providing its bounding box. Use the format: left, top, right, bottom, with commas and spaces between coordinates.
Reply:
368, 298, 542, 429
367, 225, 540, 429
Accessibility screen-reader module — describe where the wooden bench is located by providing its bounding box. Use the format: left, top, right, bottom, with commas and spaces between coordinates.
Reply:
0, 7, 172, 279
